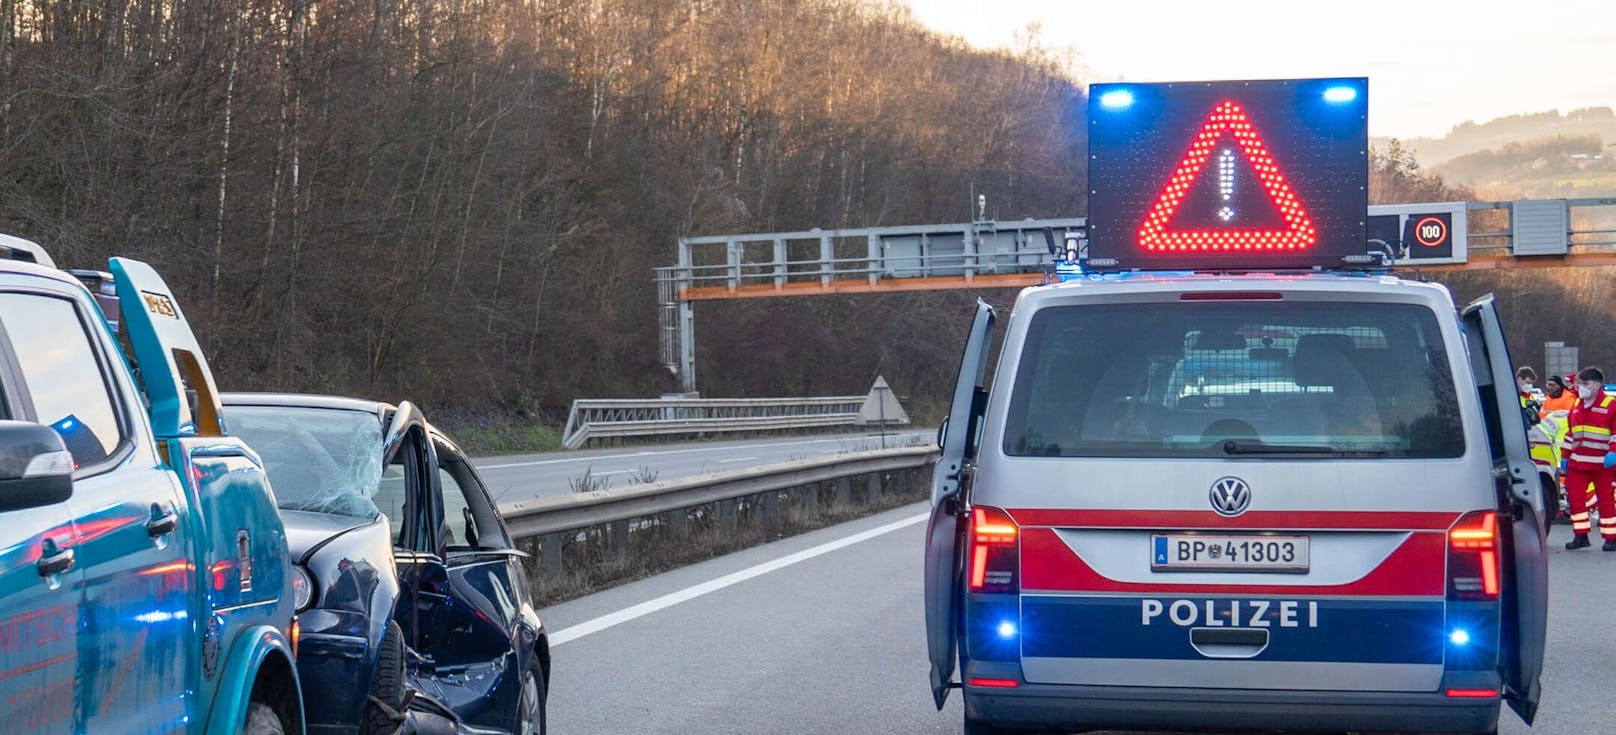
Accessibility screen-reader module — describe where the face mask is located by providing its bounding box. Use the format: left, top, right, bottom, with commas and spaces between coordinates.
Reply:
1518, 381, 1534, 393
1579, 385, 1596, 400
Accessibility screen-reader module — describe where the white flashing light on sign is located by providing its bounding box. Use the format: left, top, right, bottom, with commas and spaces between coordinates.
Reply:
1099, 89, 1135, 109
1323, 86, 1358, 103
1217, 148, 1236, 222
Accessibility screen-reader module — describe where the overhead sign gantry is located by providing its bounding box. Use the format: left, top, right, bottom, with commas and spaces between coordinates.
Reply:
656, 73, 1616, 392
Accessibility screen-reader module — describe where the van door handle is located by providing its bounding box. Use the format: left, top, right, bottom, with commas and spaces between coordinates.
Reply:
37, 548, 75, 577
1189, 627, 1269, 658
147, 507, 179, 537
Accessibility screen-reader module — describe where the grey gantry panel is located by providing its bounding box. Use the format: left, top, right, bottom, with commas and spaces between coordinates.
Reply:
1512, 200, 1570, 255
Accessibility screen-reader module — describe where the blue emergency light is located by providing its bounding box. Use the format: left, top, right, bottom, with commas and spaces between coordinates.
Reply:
50, 414, 102, 463
1323, 85, 1359, 104
1098, 89, 1135, 110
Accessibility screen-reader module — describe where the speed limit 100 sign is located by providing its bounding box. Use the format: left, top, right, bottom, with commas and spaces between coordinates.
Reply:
1412, 216, 1448, 247
1366, 202, 1466, 264
1402, 211, 1453, 259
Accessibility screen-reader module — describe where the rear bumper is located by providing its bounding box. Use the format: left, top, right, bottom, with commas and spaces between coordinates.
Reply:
964, 682, 1500, 733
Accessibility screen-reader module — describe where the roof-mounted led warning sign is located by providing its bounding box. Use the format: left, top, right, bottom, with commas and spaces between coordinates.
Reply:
1087, 78, 1368, 271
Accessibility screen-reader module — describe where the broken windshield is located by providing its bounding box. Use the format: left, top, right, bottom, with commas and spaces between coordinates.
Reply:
229, 405, 385, 519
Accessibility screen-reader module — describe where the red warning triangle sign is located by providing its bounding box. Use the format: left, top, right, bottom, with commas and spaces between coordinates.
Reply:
1137, 101, 1317, 252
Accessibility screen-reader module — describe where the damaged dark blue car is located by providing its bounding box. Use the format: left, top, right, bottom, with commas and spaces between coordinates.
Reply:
225, 394, 549, 735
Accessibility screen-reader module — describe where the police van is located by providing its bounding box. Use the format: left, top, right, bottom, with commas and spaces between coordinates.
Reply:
923, 79, 1548, 735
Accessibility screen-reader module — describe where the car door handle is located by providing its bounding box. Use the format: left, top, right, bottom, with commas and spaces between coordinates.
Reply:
190, 444, 250, 458
37, 548, 75, 577
147, 509, 179, 537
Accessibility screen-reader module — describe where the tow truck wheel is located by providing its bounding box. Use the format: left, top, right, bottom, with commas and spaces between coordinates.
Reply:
243, 702, 286, 735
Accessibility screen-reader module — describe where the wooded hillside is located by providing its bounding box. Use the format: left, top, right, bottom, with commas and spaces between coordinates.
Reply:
0, 0, 1083, 426
5, 1, 1606, 438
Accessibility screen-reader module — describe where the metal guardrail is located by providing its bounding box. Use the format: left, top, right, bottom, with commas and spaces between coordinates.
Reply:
498, 446, 937, 572
561, 395, 885, 449
500, 445, 935, 538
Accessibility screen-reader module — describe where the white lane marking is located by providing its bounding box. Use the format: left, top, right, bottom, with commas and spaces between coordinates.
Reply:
548, 511, 928, 646
718, 456, 759, 463
475, 434, 926, 470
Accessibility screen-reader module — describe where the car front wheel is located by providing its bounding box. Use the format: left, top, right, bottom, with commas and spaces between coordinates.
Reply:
517, 657, 546, 735
361, 620, 408, 735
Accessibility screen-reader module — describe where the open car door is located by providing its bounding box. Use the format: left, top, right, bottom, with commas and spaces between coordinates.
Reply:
926, 299, 996, 709
1462, 296, 1547, 724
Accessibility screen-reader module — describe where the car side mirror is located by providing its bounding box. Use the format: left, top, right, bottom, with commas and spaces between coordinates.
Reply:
0, 420, 75, 512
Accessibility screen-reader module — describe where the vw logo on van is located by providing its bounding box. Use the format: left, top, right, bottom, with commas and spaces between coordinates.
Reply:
1209, 477, 1252, 517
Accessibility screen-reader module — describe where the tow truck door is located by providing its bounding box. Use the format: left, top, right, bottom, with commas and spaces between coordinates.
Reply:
1462, 296, 1547, 723
926, 299, 996, 708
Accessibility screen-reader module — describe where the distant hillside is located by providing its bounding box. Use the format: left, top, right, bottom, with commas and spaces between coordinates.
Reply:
1371, 108, 1616, 198
1372, 107, 1616, 167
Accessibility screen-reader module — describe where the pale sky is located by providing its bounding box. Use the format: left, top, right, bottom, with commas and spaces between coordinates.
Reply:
900, 0, 1616, 140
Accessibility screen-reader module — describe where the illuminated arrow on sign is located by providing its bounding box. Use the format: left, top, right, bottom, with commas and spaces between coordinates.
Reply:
1138, 100, 1317, 252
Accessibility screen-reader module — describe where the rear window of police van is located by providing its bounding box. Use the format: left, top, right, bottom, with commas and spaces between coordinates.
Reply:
1002, 300, 1464, 459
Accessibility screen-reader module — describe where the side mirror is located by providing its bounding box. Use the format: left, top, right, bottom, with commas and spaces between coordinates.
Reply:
0, 420, 75, 512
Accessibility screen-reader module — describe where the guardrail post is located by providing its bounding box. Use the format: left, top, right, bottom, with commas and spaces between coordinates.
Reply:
867, 473, 882, 503
835, 477, 853, 508
541, 533, 563, 575
802, 484, 819, 517
718, 498, 738, 532
760, 491, 779, 531
611, 519, 630, 559
665, 508, 689, 539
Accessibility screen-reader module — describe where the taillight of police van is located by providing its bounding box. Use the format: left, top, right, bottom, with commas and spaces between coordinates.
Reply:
1447, 511, 1499, 601
968, 507, 1019, 594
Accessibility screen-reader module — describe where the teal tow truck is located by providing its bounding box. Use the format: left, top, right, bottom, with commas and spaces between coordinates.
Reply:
0, 236, 304, 734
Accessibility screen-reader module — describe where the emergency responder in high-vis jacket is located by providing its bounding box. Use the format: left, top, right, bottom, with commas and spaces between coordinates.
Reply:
1517, 366, 1542, 423
1561, 367, 1616, 550
1540, 373, 1578, 417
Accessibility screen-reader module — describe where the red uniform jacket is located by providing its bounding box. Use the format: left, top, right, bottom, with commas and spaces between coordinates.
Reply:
1564, 391, 1616, 471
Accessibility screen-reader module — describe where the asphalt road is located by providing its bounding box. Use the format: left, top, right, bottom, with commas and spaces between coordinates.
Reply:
539, 504, 1614, 735
471, 430, 931, 504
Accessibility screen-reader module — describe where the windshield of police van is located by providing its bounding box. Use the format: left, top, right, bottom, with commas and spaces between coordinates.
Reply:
1002, 301, 1465, 459
229, 405, 385, 518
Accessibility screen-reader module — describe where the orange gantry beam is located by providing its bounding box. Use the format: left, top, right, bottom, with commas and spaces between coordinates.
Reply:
680, 272, 1048, 301
1397, 253, 1616, 272
681, 253, 1616, 301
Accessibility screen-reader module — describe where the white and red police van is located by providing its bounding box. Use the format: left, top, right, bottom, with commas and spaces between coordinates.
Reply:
923, 79, 1548, 735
